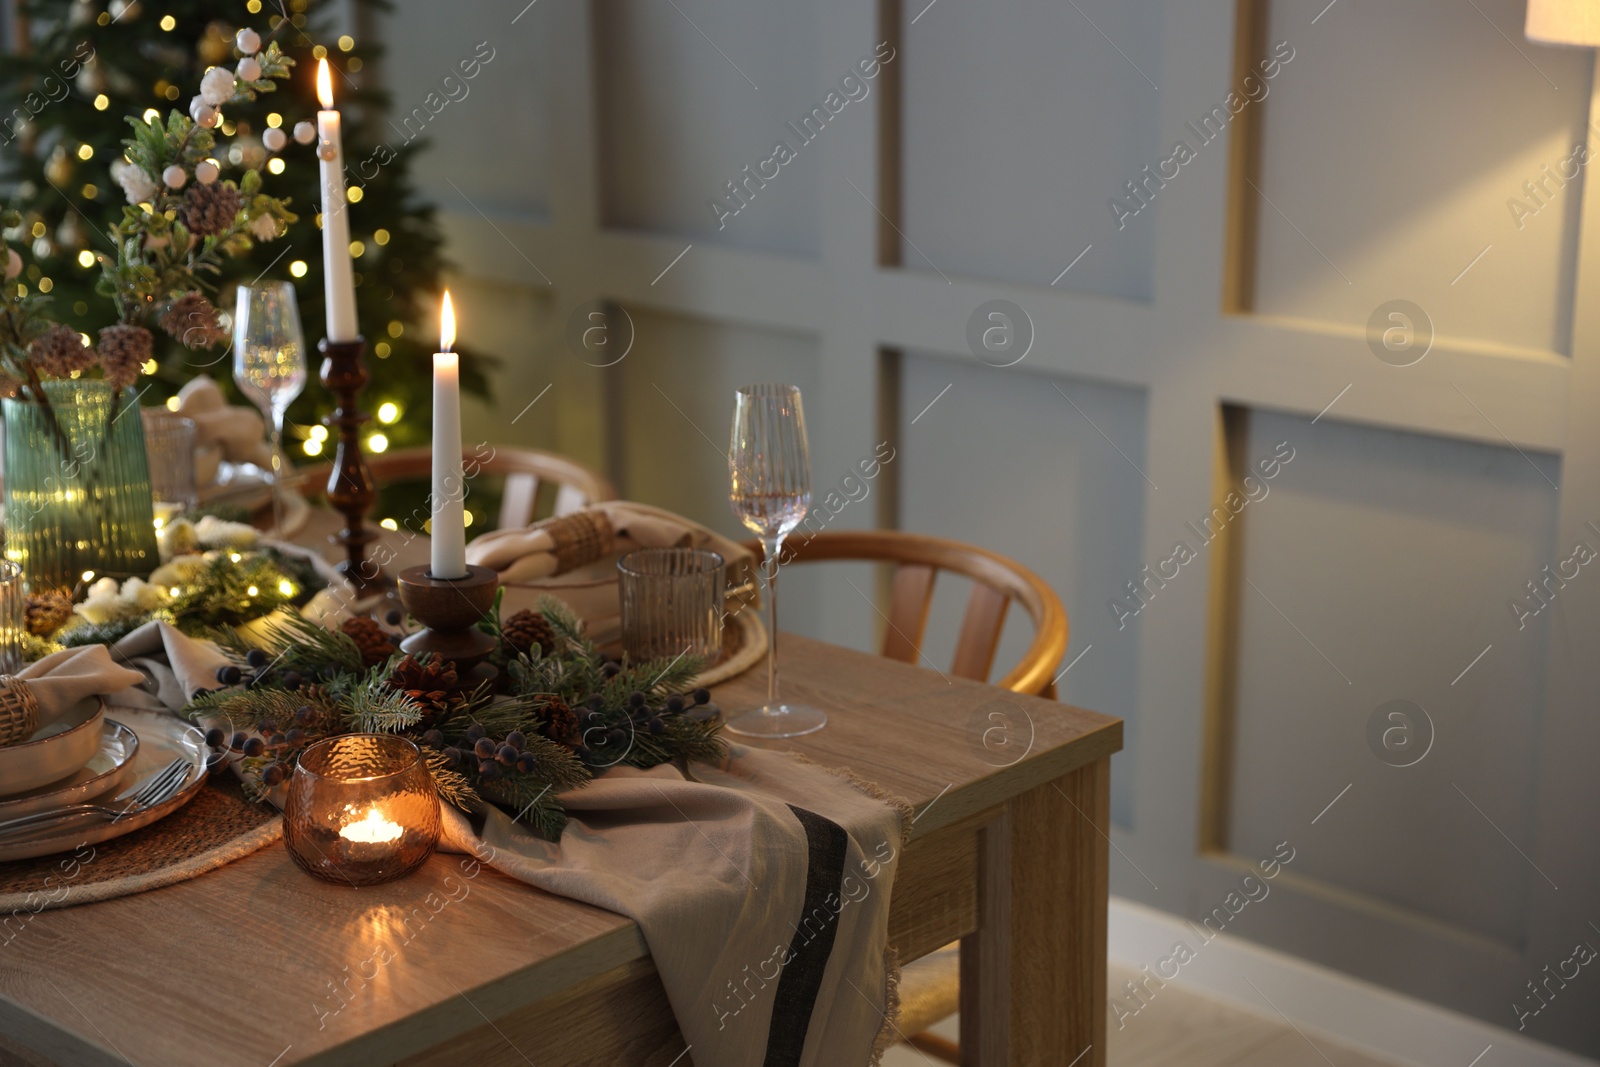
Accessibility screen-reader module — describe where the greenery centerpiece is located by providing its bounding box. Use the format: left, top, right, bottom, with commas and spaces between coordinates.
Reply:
184, 598, 726, 840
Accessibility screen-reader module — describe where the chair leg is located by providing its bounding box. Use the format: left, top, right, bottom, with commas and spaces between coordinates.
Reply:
907, 1031, 961, 1063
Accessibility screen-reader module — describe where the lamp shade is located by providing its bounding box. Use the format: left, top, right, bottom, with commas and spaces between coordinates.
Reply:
1527, 0, 1600, 46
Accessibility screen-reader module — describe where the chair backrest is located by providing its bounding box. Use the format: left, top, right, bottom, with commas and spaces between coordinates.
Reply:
756, 530, 1068, 696
299, 445, 616, 529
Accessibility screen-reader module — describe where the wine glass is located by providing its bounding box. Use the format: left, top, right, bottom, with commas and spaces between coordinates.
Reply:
726, 383, 825, 738
233, 281, 307, 534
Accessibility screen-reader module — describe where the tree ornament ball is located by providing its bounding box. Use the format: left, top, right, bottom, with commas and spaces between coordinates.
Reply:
236, 27, 262, 55
195, 160, 219, 185
318, 143, 338, 162
44, 151, 73, 186
108, 0, 139, 21
2, 250, 19, 280
293, 121, 317, 145
261, 127, 287, 153
237, 56, 262, 84
162, 164, 188, 190
198, 22, 232, 66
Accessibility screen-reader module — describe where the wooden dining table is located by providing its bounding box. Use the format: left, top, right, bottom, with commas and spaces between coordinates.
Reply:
0, 514, 1122, 1067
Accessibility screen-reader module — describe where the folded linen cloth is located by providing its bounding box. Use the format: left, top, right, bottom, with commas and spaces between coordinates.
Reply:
17, 645, 145, 725
438, 749, 910, 1067
465, 502, 757, 635
106, 620, 236, 711
176, 376, 274, 479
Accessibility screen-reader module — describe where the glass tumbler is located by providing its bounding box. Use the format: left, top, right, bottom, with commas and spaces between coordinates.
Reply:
283, 734, 441, 887
618, 547, 725, 664
141, 410, 199, 512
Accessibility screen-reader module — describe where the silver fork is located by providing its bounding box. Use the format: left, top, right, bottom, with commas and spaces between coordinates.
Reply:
0, 758, 195, 839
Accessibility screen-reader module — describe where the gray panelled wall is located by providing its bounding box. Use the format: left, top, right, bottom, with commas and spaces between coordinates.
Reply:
380, 0, 1600, 1056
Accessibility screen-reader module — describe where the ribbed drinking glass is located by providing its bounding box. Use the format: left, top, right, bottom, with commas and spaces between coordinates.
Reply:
618, 547, 725, 664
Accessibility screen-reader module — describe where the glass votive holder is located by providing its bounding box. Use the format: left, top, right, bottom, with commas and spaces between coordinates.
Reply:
283, 734, 441, 886
618, 547, 725, 663
141, 410, 199, 512
0, 562, 22, 674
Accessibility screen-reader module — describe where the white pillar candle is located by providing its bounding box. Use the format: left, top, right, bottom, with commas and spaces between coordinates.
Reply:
431, 291, 467, 579
316, 59, 358, 343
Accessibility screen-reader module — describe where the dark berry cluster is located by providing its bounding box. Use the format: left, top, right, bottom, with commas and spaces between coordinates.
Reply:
201, 701, 323, 788
427, 722, 541, 779
190, 649, 305, 703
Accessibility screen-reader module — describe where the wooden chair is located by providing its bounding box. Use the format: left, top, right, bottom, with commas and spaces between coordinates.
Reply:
752, 529, 1068, 697
298, 445, 616, 529
752, 529, 1070, 1064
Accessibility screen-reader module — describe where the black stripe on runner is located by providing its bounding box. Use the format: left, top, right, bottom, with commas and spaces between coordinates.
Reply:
762, 804, 851, 1067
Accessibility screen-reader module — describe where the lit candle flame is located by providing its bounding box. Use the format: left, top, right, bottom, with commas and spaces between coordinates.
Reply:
340, 808, 402, 844
440, 290, 455, 352
316, 58, 334, 110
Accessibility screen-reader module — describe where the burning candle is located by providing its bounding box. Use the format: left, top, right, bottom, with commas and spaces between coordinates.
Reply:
316, 59, 358, 343
431, 292, 467, 580
338, 806, 404, 862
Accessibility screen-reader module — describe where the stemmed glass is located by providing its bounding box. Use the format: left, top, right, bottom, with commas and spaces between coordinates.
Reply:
726, 383, 826, 738
233, 281, 307, 535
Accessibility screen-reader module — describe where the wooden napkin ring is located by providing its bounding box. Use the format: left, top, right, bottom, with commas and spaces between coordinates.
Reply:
0, 677, 40, 748
546, 511, 615, 575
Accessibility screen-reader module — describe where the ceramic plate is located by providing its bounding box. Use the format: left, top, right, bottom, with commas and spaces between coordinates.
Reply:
0, 709, 209, 863
0, 699, 106, 796
0, 721, 138, 821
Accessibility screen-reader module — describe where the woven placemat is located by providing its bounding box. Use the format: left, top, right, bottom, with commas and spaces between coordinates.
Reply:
0, 776, 281, 912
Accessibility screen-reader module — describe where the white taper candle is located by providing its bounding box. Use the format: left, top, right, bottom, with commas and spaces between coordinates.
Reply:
316, 59, 358, 343
431, 292, 467, 579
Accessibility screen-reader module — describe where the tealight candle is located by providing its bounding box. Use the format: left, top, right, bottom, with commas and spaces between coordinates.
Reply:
338, 806, 404, 863
283, 734, 440, 886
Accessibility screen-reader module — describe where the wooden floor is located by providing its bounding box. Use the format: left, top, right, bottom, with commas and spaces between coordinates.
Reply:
881, 965, 1410, 1067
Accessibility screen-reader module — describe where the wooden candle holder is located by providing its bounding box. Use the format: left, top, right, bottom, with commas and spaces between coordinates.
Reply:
319, 336, 383, 594
396, 564, 499, 668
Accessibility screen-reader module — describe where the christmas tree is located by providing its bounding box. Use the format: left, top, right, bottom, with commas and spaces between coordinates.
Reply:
0, 0, 491, 494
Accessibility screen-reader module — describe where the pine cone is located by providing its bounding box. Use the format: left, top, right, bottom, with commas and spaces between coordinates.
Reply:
23, 590, 72, 636
341, 616, 397, 670
159, 292, 224, 350
502, 609, 555, 657
178, 181, 243, 237
533, 695, 580, 747
384, 653, 461, 727
96, 324, 151, 389
27, 323, 95, 378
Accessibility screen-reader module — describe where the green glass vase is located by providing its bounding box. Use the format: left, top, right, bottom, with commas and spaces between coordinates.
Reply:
3, 379, 160, 590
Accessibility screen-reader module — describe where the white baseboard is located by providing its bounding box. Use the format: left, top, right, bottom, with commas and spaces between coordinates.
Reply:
1108, 897, 1598, 1067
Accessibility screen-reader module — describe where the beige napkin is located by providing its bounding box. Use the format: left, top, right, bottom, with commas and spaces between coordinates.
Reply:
437, 747, 910, 1067
105, 620, 235, 712
176, 376, 274, 478
466, 502, 756, 635
467, 501, 752, 582
18, 646, 146, 725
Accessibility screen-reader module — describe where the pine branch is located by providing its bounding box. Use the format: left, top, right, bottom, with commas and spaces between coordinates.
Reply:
341, 673, 424, 733
421, 748, 481, 812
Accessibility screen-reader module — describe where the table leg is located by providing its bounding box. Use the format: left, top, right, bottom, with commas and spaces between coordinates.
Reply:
959, 756, 1110, 1067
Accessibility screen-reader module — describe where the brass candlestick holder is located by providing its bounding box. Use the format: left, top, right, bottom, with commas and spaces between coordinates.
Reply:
395, 564, 499, 669
319, 336, 383, 594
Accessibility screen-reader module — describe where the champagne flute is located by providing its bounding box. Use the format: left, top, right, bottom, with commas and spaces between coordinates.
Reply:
726, 383, 826, 737
233, 281, 307, 535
